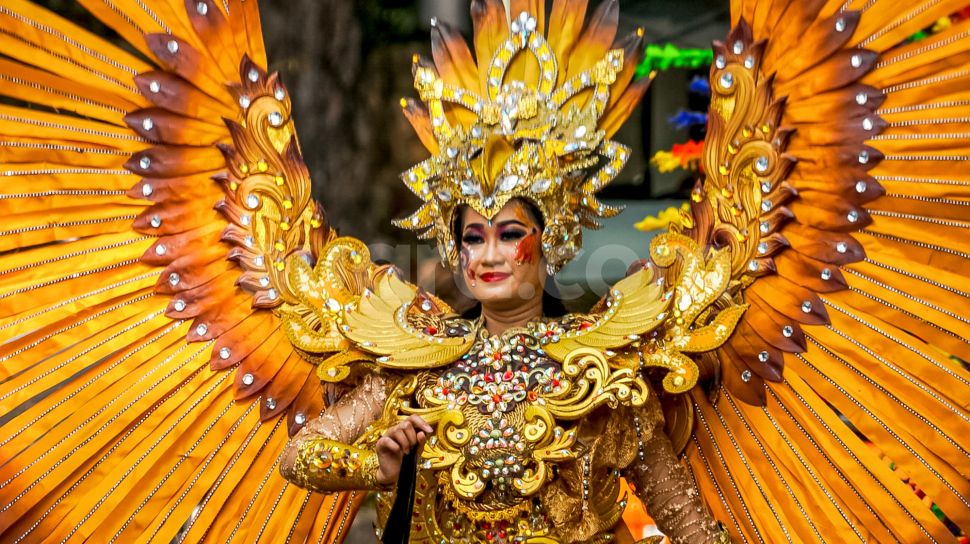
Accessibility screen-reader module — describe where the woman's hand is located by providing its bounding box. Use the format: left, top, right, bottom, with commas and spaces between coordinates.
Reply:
375, 415, 433, 487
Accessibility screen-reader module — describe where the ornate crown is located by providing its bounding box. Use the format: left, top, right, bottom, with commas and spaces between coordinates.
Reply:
395, 1, 651, 272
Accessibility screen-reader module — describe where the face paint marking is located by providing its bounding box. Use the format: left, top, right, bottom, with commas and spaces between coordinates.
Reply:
514, 228, 539, 265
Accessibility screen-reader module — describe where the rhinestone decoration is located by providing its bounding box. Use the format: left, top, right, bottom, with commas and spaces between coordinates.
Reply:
196, 1, 208, 15
242, 373, 255, 386
720, 72, 734, 89
782, 325, 794, 338
173, 299, 187, 312
862, 118, 873, 131
715, 55, 726, 69
855, 180, 868, 193
856, 92, 868, 105
801, 300, 813, 313
850, 54, 862, 68
196, 323, 208, 336
155, 244, 167, 256
150, 215, 162, 228
295, 412, 307, 425
142, 183, 153, 197
168, 272, 180, 286
741, 370, 752, 382
268, 111, 283, 126
139, 156, 151, 170
847, 210, 859, 223
142, 117, 154, 131
836, 241, 848, 253
835, 17, 846, 32
166, 39, 179, 54
149, 80, 161, 93
758, 351, 769, 363
266, 398, 277, 410
219, 347, 231, 360
239, 96, 251, 109
820, 268, 833, 280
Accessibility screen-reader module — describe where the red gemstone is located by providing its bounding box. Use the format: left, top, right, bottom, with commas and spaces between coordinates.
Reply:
503, 370, 513, 380
425, 326, 438, 335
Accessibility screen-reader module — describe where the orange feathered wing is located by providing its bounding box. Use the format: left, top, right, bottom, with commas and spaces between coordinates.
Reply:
0, 1, 363, 541
678, 0, 970, 541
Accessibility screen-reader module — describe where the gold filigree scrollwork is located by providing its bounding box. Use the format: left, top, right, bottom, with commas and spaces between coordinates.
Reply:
702, 30, 794, 279
542, 348, 649, 419
642, 233, 747, 393
221, 58, 328, 308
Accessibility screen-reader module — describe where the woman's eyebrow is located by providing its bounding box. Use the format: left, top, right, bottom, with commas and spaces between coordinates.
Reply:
495, 220, 528, 228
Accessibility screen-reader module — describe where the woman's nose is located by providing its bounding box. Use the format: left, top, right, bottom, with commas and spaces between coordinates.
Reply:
481, 236, 503, 265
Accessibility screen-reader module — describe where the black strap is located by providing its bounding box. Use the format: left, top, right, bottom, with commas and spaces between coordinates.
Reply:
380, 450, 417, 544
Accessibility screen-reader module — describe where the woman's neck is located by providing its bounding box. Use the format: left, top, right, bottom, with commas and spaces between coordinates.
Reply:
480, 297, 543, 336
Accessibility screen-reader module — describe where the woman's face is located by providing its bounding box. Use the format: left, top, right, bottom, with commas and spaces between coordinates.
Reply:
459, 200, 546, 309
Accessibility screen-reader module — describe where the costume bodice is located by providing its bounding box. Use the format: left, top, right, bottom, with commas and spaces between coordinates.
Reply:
374, 317, 653, 543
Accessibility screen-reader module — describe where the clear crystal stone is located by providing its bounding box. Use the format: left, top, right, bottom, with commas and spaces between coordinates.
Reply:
741, 370, 752, 382
858, 150, 869, 164
835, 17, 846, 32
294, 412, 306, 425
719, 72, 734, 89
762, 199, 773, 212
755, 156, 769, 172
748, 260, 758, 271
254, 255, 264, 266
758, 351, 769, 362
821, 268, 832, 280
437, 189, 452, 202
498, 175, 519, 192
168, 272, 180, 286
268, 288, 278, 300
248, 68, 259, 82
850, 54, 862, 68
574, 125, 587, 139
242, 373, 254, 385
155, 244, 166, 256
259, 276, 270, 287
836, 241, 848, 253
266, 398, 276, 410
715, 55, 726, 69
241, 215, 251, 226
856, 92, 868, 105
275, 88, 285, 101
460, 179, 478, 196
758, 241, 768, 254
420, 300, 432, 312
733, 40, 744, 54
167, 40, 179, 54
847, 210, 859, 223
761, 181, 772, 193
855, 180, 868, 193
139, 156, 151, 170
239, 96, 251, 108
862, 118, 873, 131
268, 111, 283, 126
219, 347, 231, 359
760, 221, 770, 234
744, 55, 754, 69
801, 300, 813, 313
142, 183, 153, 197
173, 299, 186, 312
196, 323, 208, 335
782, 325, 794, 337
149, 80, 161, 93
246, 194, 260, 209
142, 117, 154, 131
150, 215, 162, 228
531, 178, 551, 193
196, 1, 208, 15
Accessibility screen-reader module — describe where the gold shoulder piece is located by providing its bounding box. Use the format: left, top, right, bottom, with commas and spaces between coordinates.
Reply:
542, 267, 672, 362
342, 272, 477, 369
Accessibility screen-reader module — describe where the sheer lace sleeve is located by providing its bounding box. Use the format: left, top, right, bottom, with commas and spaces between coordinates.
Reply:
279, 372, 389, 492
624, 394, 729, 544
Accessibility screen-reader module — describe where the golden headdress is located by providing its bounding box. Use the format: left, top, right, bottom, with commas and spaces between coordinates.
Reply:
396, 0, 651, 272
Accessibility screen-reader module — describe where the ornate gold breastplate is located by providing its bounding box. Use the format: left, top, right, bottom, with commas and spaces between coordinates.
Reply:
379, 319, 650, 543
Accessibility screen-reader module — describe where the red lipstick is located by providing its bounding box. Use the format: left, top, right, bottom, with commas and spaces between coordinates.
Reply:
479, 272, 510, 283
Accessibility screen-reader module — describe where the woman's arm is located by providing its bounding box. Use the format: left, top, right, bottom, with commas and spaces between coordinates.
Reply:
624, 398, 730, 544
279, 372, 388, 492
